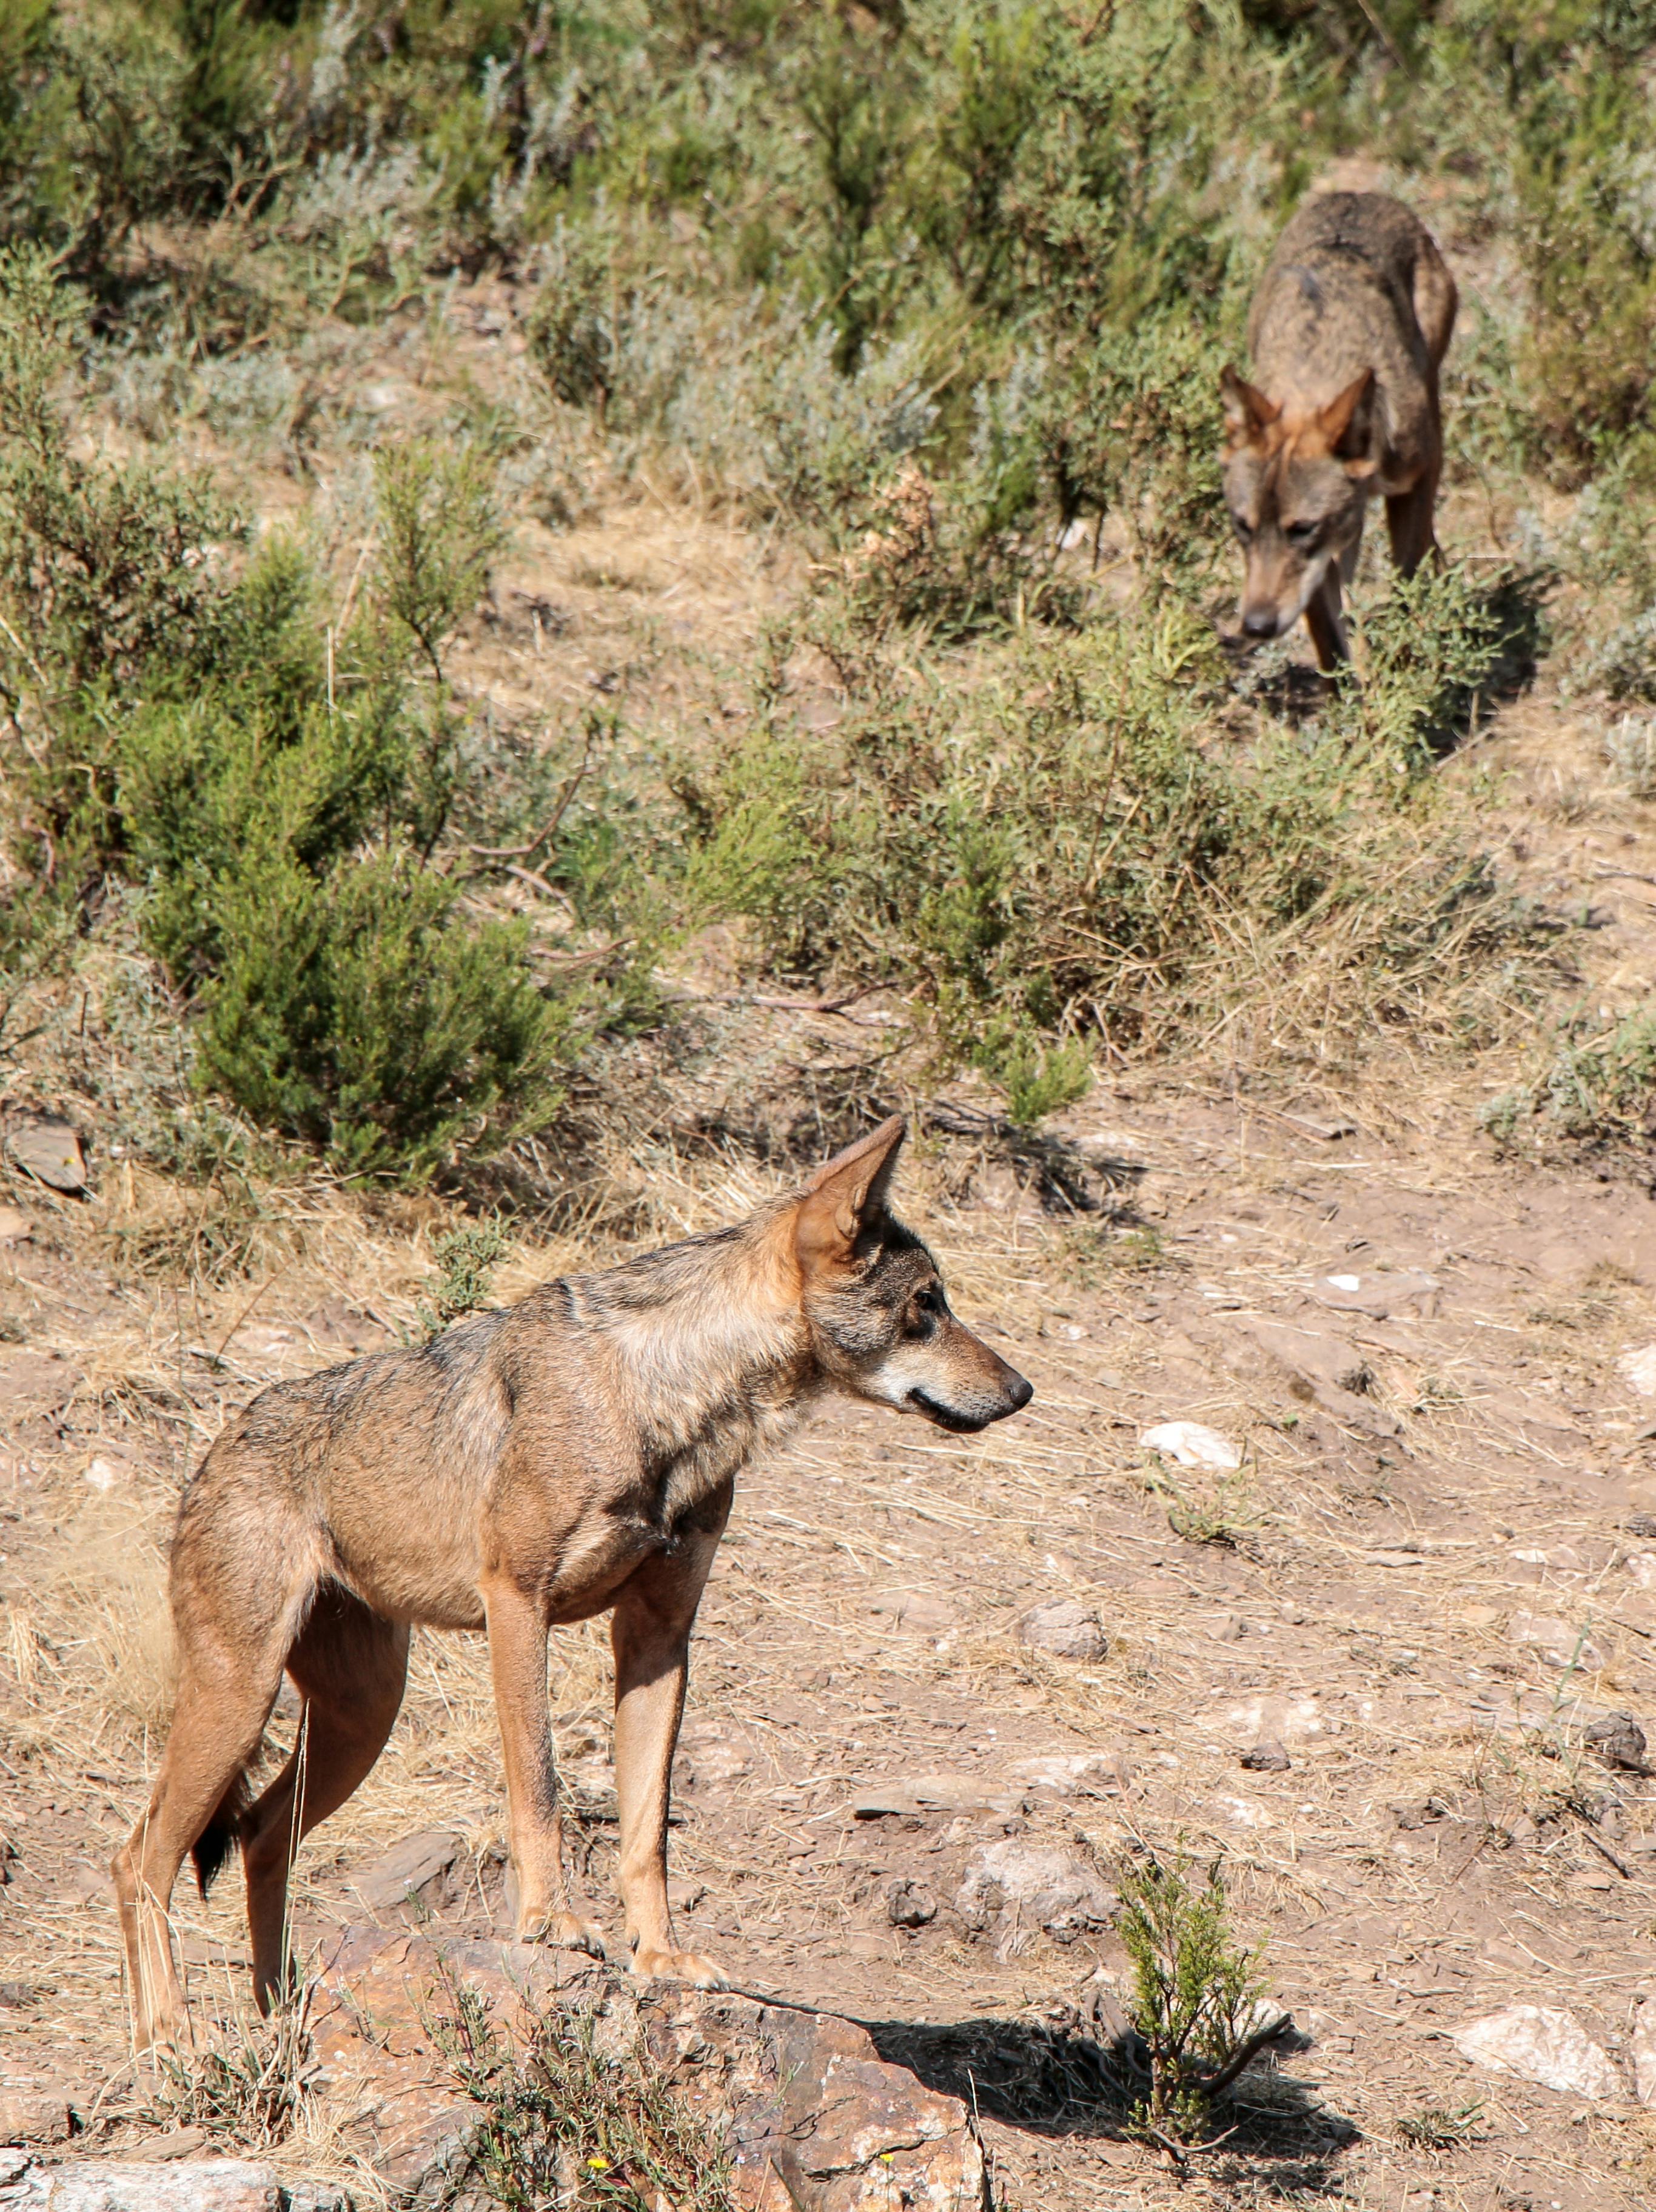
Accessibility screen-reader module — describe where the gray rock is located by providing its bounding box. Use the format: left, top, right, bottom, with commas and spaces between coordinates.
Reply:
865, 1589, 956, 1634
1508, 1613, 1604, 1671
1015, 1599, 1107, 1662
5, 1118, 86, 1196
1584, 1711, 1651, 1774
851, 1772, 1025, 1820
4, 2163, 283, 2212
1632, 1996, 1656, 2105
1239, 1740, 1291, 1772
1312, 1269, 1438, 1319
1236, 1319, 1400, 1436
954, 1840, 1114, 1957
349, 1831, 468, 1915
885, 1879, 937, 1928
1452, 2005, 1623, 2100
0, 2086, 72, 2147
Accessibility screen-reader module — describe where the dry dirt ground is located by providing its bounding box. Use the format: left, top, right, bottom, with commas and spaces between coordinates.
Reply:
11, 278, 1656, 2212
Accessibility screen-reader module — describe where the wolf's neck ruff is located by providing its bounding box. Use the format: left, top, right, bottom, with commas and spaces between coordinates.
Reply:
563, 1206, 814, 1509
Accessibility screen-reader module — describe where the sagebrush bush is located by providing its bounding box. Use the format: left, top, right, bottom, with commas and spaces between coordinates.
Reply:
672, 598, 1526, 1090
0, 250, 635, 1184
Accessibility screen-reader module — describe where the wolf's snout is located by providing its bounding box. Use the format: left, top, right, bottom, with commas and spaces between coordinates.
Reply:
1241, 606, 1280, 639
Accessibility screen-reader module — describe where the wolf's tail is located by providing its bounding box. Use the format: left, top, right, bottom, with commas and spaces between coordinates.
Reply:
191, 1769, 257, 1898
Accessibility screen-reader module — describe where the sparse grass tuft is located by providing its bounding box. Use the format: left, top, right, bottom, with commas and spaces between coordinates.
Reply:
142, 1985, 321, 2150
1394, 2100, 1485, 2151
431, 1976, 739, 2212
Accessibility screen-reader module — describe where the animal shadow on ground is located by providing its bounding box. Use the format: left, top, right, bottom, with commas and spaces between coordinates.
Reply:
863, 2013, 1356, 2184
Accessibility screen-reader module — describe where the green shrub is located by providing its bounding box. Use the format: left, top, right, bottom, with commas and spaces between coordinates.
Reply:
0, 249, 634, 1184
194, 852, 571, 1181
674, 602, 1520, 1076
1487, 1003, 1656, 1163
1118, 1848, 1276, 2144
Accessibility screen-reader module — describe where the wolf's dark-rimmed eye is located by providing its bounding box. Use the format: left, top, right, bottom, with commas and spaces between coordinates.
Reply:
1231, 514, 1254, 540
1286, 520, 1319, 546
913, 1283, 945, 1321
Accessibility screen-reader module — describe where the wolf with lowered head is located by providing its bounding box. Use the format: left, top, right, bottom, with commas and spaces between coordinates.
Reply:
1220, 190, 1457, 671
113, 1116, 1031, 2049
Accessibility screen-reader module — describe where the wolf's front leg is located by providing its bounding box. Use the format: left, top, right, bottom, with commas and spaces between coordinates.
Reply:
611, 1529, 729, 1989
482, 1575, 607, 1960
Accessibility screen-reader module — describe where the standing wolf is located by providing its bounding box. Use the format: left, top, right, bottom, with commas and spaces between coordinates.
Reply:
1219, 191, 1457, 671
113, 1116, 1031, 2049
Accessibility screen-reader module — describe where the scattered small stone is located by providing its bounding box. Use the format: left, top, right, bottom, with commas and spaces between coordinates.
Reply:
1451, 2005, 1623, 2100
851, 1774, 1024, 1820
1632, 1996, 1656, 2105
0, 1207, 32, 1245
1620, 1344, 1656, 1399
1507, 1612, 1604, 1670
954, 1840, 1113, 1957
1583, 1711, 1651, 1774
1510, 1544, 1584, 1570
1240, 1740, 1291, 1772
0, 2084, 73, 2144
865, 1589, 955, 1634
1628, 1512, 1656, 1541
0, 1980, 36, 2006
349, 1830, 467, 1916
5, 1117, 86, 1195
123, 2130, 212, 2165
1314, 1269, 1438, 1319
886, 1879, 938, 1928
1628, 1552, 1656, 1588
1014, 1599, 1107, 1662
1139, 1421, 1241, 1470
1007, 1751, 1120, 1798
82, 1450, 136, 1493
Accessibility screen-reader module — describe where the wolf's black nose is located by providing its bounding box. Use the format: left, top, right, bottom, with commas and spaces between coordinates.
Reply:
1008, 1374, 1034, 1411
1242, 609, 1278, 638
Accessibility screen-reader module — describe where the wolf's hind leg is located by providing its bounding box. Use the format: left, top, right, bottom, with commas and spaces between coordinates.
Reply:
483, 1575, 606, 1958
238, 1586, 409, 2009
113, 1639, 289, 2049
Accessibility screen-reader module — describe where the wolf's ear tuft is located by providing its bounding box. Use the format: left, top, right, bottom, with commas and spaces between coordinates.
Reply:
1220, 366, 1279, 444
796, 1115, 906, 1271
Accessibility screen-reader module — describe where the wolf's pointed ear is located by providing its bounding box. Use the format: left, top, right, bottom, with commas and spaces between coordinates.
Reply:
795, 1115, 906, 1272
1220, 366, 1279, 444
1318, 368, 1375, 458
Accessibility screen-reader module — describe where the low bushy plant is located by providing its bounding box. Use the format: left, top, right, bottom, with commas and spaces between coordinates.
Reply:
1117, 1848, 1278, 2143
0, 251, 635, 1185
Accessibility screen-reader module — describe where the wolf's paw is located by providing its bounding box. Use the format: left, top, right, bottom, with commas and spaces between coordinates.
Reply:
630, 1944, 730, 1991
519, 1909, 609, 1960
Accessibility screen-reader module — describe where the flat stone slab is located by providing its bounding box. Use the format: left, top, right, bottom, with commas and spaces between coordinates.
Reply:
0, 2163, 292, 2212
